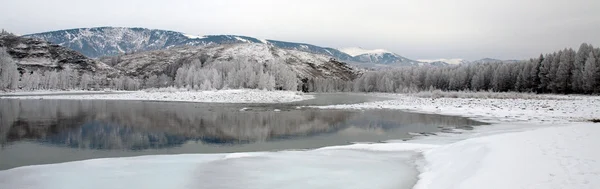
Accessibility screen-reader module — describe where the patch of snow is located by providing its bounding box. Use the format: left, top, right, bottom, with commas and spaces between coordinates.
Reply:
233, 36, 250, 43
0, 89, 314, 104
15, 58, 55, 66
183, 34, 206, 39
258, 38, 269, 44
339, 47, 392, 56
418, 58, 467, 65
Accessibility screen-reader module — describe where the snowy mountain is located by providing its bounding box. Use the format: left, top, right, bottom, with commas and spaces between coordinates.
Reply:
24, 27, 427, 66
418, 58, 468, 65
0, 34, 117, 75
470, 58, 520, 64
339, 47, 421, 65
98, 43, 358, 81
417, 58, 522, 65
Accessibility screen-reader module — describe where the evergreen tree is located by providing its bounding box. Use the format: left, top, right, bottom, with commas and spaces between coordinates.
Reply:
583, 51, 598, 93
572, 43, 592, 93
555, 49, 575, 93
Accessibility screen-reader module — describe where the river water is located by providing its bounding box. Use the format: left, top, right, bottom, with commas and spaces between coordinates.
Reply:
0, 93, 483, 174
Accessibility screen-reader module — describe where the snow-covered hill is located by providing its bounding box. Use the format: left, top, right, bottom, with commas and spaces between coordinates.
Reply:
418, 58, 522, 65
25, 27, 433, 66
418, 58, 467, 65
339, 47, 421, 65
99, 43, 358, 81
470, 58, 520, 64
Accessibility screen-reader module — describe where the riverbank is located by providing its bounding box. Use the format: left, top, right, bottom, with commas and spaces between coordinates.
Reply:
0, 93, 598, 189
0, 89, 314, 103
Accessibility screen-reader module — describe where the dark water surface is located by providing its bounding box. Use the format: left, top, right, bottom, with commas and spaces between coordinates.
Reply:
0, 94, 483, 170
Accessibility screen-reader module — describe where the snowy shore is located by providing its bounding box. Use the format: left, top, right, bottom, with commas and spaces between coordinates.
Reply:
0, 93, 599, 189
314, 93, 600, 123
314, 93, 600, 189
0, 89, 314, 103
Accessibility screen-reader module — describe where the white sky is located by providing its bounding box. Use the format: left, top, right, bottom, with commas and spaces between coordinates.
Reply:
2, 0, 599, 60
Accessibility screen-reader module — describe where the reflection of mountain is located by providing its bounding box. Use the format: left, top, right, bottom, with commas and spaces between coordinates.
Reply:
0, 100, 355, 150
0, 99, 484, 151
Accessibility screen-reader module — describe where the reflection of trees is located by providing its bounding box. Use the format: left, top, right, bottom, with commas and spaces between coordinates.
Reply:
0, 99, 484, 151
0, 100, 355, 150
0, 100, 19, 146
347, 110, 483, 130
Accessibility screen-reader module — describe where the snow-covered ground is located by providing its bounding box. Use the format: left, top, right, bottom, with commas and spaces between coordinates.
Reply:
0, 90, 128, 96
0, 89, 313, 103
314, 93, 600, 123
313, 93, 600, 189
413, 123, 600, 189
1, 93, 599, 189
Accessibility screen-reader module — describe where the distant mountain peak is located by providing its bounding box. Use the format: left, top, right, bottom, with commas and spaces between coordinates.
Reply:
338, 47, 392, 56
418, 58, 467, 65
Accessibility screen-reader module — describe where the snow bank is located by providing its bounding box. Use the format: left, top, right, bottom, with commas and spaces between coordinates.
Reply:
313, 93, 600, 189
0, 148, 420, 189
313, 94, 600, 123
414, 123, 600, 189
0, 89, 313, 103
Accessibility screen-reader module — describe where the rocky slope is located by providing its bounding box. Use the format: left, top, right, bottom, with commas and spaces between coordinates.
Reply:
98, 43, 358, 81
0, 34, 117, 75
25, 27, 426, 66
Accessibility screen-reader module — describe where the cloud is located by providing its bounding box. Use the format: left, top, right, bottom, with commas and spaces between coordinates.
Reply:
2, 0, 599, 60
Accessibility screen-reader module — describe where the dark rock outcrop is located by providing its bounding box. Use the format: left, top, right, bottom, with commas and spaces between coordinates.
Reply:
0, 34, 117, 75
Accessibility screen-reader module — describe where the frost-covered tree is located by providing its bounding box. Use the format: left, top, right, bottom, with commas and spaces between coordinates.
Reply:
548, 51, 562, 93
538, 54, 553, 93
158, 74, 173, 88
0, 48, 19, 90
45, 71, 60, 90
19, 71, 42, 90
58, 67, 78, 90
145, 75, 159, 88
555, 48, 575, 93
572, 44, 592, 93
80, 73, 94, 90
170, 58, 300, 91
583, 51, 598, 93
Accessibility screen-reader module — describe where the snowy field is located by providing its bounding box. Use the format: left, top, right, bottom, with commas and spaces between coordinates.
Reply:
1, 93, 599, 189
0, 89, 314, 103
315, 93, 600, 123
314, 93, 600, 189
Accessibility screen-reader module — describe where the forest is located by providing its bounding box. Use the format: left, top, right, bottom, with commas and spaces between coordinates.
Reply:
1, 43, 599, 94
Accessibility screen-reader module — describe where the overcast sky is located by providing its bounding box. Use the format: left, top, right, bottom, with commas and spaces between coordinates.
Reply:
2, 0, 599, 60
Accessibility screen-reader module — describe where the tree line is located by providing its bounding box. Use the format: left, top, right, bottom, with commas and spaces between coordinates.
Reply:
346, 43, 600, 94
2, 43, 599, 94
0, 47, 299, 91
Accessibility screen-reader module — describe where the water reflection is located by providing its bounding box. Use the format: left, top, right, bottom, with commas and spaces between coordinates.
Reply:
1, 99, 484, 151
2, 100, 361, 150
0, 98, 484, 170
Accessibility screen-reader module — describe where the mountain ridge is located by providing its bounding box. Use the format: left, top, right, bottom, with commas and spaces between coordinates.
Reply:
24, 27, 427, 66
